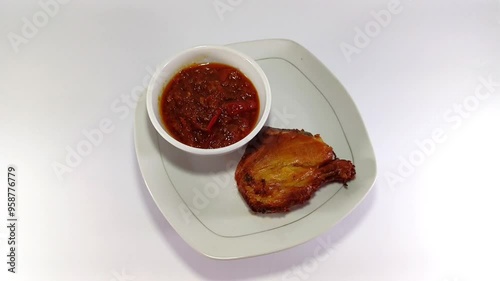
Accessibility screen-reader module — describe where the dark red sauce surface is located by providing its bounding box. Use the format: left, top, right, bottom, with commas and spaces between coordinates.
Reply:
160, 63, 260, 149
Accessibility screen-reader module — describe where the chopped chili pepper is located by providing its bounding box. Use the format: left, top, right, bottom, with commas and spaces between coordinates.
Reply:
223, 101, 258, 116
206, 108, 222, 132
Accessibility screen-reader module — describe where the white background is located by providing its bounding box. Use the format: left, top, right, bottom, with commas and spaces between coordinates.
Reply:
1, 0, 500, 280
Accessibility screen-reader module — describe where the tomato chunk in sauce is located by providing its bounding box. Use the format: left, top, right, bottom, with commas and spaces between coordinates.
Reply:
160, 63, 260, 149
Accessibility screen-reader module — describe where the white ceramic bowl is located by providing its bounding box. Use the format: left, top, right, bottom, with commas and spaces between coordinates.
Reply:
146, 45, 272, 155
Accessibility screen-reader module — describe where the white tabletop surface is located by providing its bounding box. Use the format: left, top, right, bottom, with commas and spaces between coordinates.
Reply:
1, 1, 500, 281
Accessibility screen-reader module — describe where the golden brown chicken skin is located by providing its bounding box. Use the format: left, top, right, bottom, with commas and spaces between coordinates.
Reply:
235, 127, 356, 213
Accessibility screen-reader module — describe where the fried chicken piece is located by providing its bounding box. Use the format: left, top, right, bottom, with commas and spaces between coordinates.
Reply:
235, 127, 356, 213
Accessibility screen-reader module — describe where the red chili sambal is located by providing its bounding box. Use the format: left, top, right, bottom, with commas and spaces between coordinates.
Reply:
160, 63, 260, 149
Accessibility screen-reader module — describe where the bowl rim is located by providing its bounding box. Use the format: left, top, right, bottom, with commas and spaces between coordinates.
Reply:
146, 45, 272, 155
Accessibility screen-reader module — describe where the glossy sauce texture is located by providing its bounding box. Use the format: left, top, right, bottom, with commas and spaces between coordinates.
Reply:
160, 63, 259, 148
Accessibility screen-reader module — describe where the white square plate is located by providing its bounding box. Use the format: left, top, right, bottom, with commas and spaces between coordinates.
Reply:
134, 39, 377, 259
